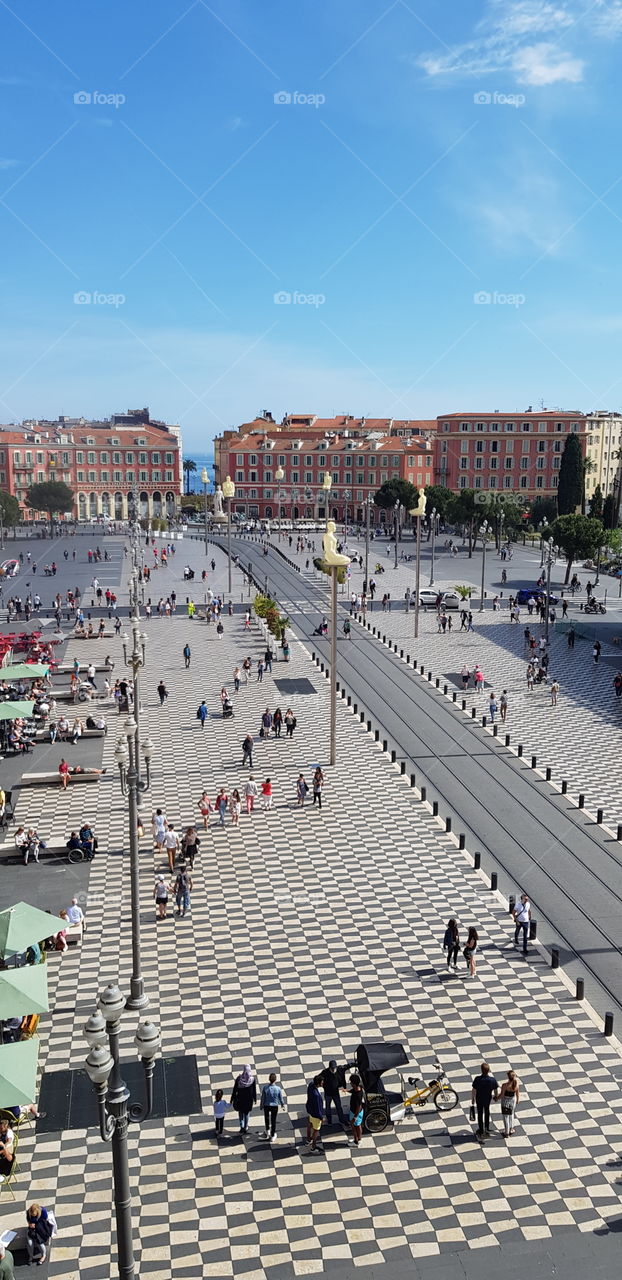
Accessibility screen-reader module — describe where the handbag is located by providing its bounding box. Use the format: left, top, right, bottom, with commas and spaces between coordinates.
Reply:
469, 1104, 476, 1122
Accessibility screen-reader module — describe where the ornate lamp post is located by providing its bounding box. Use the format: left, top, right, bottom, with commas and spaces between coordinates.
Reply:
539, 518, 549, 565
321, 472, 340, 765
479, 520, 492, 612
429, 507, 438, 586
410, 492, 427, 639
121, 618, 147, 790
84, 987, 160, 1280
364, 494, 374, 593
114, 720, 153, 1011
275, 466, 284, 539
543, 537, 557, 643
222, 475, 236, 595
200, 467, 209, 557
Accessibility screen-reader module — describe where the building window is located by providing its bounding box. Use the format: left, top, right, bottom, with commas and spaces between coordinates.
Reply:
236, 470, 244, 482
536, 476, 544, 488
332, 456, 340, 466
101, 471, 109, 482
318, 455, 326, 467
139, 470, 148, 483
522, 440, 530, 453
520, 457, 529, 469
476, 422, 484, 431
489, 422, 499, 431
538, 440, 546, 452
505, 457, 513, 469
87, 452, 95, 464
153, 471, 160, 482
278, 455, 285, 466
305, 471, 313, 483
476, 441, 484, 453
305, 456, 313, 466
37, 471, 45, 482
152, 452, 160, 464
165, 470, 173, 482
552, 457, 560, 469
460, 423, 470, 432
112, 451, 120, 464
77, 470, 84, 482
332, 472, 339, 483
291, 471, 299, 483
249, 454, 257, 466
357, 473, 364, 484
505, 423, 514, 432
490, 457, 498, 469
392, 456, 399, 466
520, 476, 528, 488
489, 476, 497, 487
474, 476, 482, 488
264, 470, 272, 482
249, 488, 257, 499
505, 439, 514, 452
165, 452, 173, 464
88, 470, 96, 482
554, 440, 561, 452
126, 453, 134, 463
139, 453, 147, 465
461, 440, 469, 453
76, 451, 83, 464
99, 451, 108, 463
249, 471, 257, 483
504, 475, 512, 488
127, 471, 134, 483
536, 457, 545, 470
460, 458, 468, 469
459, 475, 467, 488
36, 452, 43, 464
291, 455, 299, 465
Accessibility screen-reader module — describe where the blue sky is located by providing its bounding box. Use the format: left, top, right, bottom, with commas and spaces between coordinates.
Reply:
2, 0, 622, 448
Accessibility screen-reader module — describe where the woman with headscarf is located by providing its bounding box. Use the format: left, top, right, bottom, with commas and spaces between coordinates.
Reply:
231, 1065, 257, 1134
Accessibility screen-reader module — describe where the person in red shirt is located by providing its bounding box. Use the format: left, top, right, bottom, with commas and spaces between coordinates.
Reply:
261, 778, 273, 811
58, 758, 70, 790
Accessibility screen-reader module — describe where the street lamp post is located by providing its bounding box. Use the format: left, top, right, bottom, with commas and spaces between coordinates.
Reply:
343, 489, 351, 542
121, 617, 147, 790
275, 466, 284, 539
410, 492, 427, 639
539, 519, 549, 565
222, 475, 235, 596
200, 467, 209, 557
429, 508, 437, 586
84, 987, 160, 1280
114, 720, 153, 1011
393, 501, 403, 570
321, 472, 340, 766
479, 521, 491, 613
543, 538, 556, 644
364, 494, 373, 592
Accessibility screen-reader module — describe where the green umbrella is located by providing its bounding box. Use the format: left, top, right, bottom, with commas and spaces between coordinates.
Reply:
0, 966, 49, 1019
0, 1039, 40, 1107
0, 663, 49, 680
0, 701, 35, 722
0, 903, 64, 958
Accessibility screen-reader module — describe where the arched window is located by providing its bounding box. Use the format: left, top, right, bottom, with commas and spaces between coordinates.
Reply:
165, 491, 175, 517
139, 491, 149, 518
101, 493, 111, 518
265, 505, 273, 518
152, 491, 162, 516
114, 492, 124, 519
78, 494, 87, 521
88, 493, 98, 519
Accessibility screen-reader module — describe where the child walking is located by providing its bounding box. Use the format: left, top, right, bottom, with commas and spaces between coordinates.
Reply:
213, 1089, 229, 1136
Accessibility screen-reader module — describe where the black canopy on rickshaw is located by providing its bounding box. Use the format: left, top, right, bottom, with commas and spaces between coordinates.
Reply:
356, 1042, 409, 1094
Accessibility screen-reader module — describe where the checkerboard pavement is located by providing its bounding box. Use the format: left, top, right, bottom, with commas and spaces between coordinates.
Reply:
4, 579, 622, 1279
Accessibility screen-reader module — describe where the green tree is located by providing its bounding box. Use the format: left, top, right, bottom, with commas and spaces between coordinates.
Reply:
550, 514, 606, 582
25, 480, 74, 531
589, 483, 603, 519
446, 489, 478, 556
602, 492, 617, 529
528, 495, 558, 525
373, 478, 419, 511
182, 457, 197, 495
582, 457, 596, 513
423, 485, 453, 519
557, 434, 584, 514
0, 491, 21, 530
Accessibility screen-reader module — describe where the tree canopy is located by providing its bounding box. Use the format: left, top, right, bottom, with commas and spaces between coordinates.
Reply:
550, 513, 605, 582
602, 492, 617, 530
557, 434, 584, 515
25, 480, 74, 528
0, 491, 21, 526
373, 478, 419, 512
528, 495, 558, 526
423, 485, 453, 518
589, 484, 603, 519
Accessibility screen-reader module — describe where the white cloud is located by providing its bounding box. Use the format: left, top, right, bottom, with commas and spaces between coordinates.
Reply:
416, 0, 620, 84
471, 164, 571, 253
0, 159, 18, 170
512, 41, 583, 83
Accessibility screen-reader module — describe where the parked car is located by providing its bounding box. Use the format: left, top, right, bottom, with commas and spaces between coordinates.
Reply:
516, 587, 559, 606
417, 588, 462, 610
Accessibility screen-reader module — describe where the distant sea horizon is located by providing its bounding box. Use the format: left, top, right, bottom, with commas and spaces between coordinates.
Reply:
184, 451, 215, 493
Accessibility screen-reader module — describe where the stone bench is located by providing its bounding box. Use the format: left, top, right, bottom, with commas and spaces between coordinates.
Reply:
33, 727, 106, 742
56, 662, 114, 674
18, 769, 106, 787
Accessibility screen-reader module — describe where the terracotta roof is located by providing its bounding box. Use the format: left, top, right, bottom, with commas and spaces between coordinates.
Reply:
226, 434, 432, 455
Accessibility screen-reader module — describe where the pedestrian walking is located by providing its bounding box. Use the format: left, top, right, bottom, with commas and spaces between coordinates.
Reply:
296, 773, 309, 805
157, 680, 169, 705
244, 775, 258, 813
260, 708, 273, 738
153, 875, 169, 919
256, 659, 264, 682
348, 1073, 365, 1147
230, 789, 241, 825
459, 610, 467, 631
500, 690, 508, 722
261, 777, 273, 809
216, 620, 224, 639
213, 1089, 229, 1137
233, 666, 241, 693
463, 926, 478, 977
273, 707, 283, 736
343, 618, 351, 638
550, 678, 559, 706
473, 665, 484, 693
196, 700, 208, 728
499, 1070, 520, 1138
614, 672, 622, 698
183, 643, 191, 669
231, 1065, 257, 1134
164, 824, 180, 873
312, 766, 324, 808
241, 733, 254, 767
567, 626, 576, 648
284, 708, 296, 738
181, 826, 200, 868
443, 918, 460, 970
304, 1075, 325, 1153
261, 1073, 285, 1141
526, 663, 535, 692
264, 646, 273, 673
321, 1060, 345, 1125
488, 693, 497, 723
152, 807, 167, 852
471, 1063, 499, 1141
593, 640, 602, 664
466, 612, 474, 632
215, 787, 229, 827
197, 791, 212, 829
460, 664, 470, 691
512, 894, 531, 954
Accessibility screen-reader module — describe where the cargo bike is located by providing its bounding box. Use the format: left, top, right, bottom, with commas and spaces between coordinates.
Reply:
343, 1042, 459, 1134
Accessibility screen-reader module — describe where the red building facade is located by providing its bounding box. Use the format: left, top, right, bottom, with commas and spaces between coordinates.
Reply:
434, 410, 587, 499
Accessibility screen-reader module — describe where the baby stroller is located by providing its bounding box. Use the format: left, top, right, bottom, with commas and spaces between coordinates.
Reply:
222, 697, 234, 719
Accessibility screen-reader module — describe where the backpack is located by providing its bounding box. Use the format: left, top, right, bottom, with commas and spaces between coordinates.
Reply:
196, 707, 202, 720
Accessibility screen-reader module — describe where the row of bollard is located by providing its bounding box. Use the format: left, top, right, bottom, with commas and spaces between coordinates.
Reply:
322, 626, 617, 1040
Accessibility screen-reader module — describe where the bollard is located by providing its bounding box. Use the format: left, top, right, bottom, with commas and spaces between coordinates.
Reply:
578, 794, 585, 808
551, 947, 559, 969
493, 725, 498, 737
517, 744, 523, 757
471, 707, 476, 719
400, 649, 404, 660
505, 733, 510, 746
561, 780, 567, 794
482, 715, 487, 727
420, 786, 427, 803
311, 651, 315, 662
443, 684, 448, 695
341, 689, 346, 699
597, 808, 603, 823
445, 817, 452, 833
359, 710, 364, 722
410, 774, 416, 788
367, 719, 372, 732
575, 978, 584, 1001
531, 756, 537, 769
546, 766, 551, 781
347, 696, 351, 707
604, 1012, 614, 1037
490, 872, 498, 891
391, 749, 396, 763
383, 635, 387, 644
618, 825, 622, 841
320, 661, 324, 673
353, 703, 358, 715
400, 762, 406, 775
383, 739, 388, 753
375, 729, 380, 742
420, 664, 425, 674
428, 671, 433, 682
406, 654, 410, 664
452, 691, 457, 703
462, 699, 467, 711
336, 682, 340, 694
529, 919, 537, 940
474, 851, 481, 869
435, 678, 440, 688
432, 801, 439, 817
459, 833, 466, 850
367, 621, 371, 631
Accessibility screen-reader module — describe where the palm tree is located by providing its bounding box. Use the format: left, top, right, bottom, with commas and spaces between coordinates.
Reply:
183, 458, 197, 496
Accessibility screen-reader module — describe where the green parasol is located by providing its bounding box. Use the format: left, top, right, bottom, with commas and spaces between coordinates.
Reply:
0, 965, 49, 1019
0, 1039, 40, 1107
0, 903, 64, 958
0, 663, 49, 680
0, 701, 35, 722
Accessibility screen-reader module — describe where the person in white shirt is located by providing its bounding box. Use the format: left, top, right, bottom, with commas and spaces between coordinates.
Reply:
512, 894, 531, 955
152, 808, 167, 851
164, 824, 180, 873
67, 898, 85, 931
244, 775, 258, 814
87, 664, 97, 689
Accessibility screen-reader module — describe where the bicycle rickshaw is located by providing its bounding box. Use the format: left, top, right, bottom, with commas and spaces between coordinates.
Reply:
344, 1041, 459, 1134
